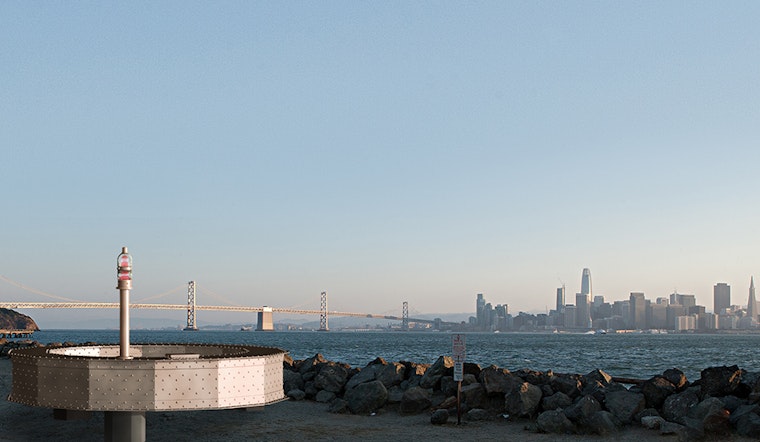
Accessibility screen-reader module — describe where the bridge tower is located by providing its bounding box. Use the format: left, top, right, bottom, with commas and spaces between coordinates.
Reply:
256, 307, 274, 331
319, 291, 328, 331
184, 281, 198, 331
402, 301, 409, 331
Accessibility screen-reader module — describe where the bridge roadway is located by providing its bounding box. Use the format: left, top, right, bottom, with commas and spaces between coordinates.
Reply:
0, 302, 447, 325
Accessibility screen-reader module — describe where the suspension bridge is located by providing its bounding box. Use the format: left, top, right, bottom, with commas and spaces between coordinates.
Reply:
0, 276, 455, 331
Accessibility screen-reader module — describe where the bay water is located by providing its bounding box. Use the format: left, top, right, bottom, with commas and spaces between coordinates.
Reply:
29, 330, 760, 382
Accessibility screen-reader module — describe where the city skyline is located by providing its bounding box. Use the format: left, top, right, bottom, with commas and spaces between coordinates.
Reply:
472, 269, 760, 333
3, 267, 760, 330
2, 3, 760, 316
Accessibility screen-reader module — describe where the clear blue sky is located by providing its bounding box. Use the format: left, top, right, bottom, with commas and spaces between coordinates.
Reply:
2, 2, 759, 322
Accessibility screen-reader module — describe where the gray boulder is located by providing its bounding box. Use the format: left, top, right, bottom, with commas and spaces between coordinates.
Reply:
345, 364, 380, 390
430, 409, 449, 425
730, 404, 760, 426
304, 381, 318, 399
700, 365, 742, 397
584, 369, 612, 386
542, 392, 573, 411
587, 410, 619, 436
505, 382, 543, 417
287, 389, 306, 400
581, 380, 609, 404
663, 368, 689, 391
720, 395, 744, 413
345, 380, 388, 414
515, 368, 548, 386
551, 373, 583, 398
376, 362, 406, 388
564, 395, 601, 425
659, 421, 685, 435
641, 375, 676, 409
742, 371, 760, 403
419, 356, 454, 389
462, 373, 478, 385
314, 363, 349, 393
479, 365, 517, 396
463, 362, 482, 379
689, 397, 730, 435
604, 390, 645, 424
662, 388, 700, 423
460, 382, 487, 409
440, 376, 457, 397
315, 390, 336, 403
402, 361, 428, 376
386, 385, 404, 404
635, 407, 660, 422
465, 408, 490, 421
283, 369, 304, 393
536, 410, 575, 434
541, 384, 555, 398
328, 398, 349, 414
736, 412, 760, 437
298, 353, 327, 375
435, 395, 458, 411
641, 415, 666, 429
399, 386, 432, 415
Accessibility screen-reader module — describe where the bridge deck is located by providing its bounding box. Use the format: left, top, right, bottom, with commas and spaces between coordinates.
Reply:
0, 302, 458, 326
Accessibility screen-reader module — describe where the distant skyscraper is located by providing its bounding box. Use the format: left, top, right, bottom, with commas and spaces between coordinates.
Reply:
575, 292, 591, 328
747, 277, 757, 322
556, 286, 565, 313
476, 293, 485, 327
630, 292, 647, 330
564, 304, 577, 328
714, 283, 731, 314
581, 268, 592, 296
670, 293, 696, 308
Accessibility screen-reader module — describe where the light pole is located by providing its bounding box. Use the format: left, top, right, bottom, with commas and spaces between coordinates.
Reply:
117, 247, 132, 360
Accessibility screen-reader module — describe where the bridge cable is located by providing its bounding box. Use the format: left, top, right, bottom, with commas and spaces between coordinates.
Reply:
0, 275, 83, 302
285, 297, 320, 311
133, 284, 186, 303
197, 286, 242, 307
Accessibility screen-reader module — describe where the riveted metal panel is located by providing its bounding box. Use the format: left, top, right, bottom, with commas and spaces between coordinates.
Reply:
217, 358, 265, 408
87, 362, 155, 411
262, 354, 286, 404
36, 358, 91, 410
9, 344, 286, 412
7, 353, 40, 407
153, 359, 220, 410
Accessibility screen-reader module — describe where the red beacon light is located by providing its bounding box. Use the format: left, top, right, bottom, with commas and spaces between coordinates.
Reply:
117, 247, 132, 282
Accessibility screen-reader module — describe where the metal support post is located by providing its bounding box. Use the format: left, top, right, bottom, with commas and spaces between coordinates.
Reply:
456, 380, 462, 425
105, 411, 146, 442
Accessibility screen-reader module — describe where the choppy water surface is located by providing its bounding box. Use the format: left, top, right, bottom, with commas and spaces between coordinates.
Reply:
31, 330, 760, 381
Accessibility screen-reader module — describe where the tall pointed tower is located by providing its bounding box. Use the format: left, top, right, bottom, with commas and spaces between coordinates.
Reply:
748, 277, 757, 322
581, 268, 592, 296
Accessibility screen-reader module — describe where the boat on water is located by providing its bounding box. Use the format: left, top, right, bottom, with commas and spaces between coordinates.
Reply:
240, 326, 253, 331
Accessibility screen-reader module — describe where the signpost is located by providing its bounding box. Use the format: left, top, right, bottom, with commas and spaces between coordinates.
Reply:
452, 333, 466, 425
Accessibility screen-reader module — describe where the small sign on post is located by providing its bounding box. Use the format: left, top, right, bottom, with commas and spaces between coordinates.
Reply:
452, 333, 466, 425
452, 333, 465, 380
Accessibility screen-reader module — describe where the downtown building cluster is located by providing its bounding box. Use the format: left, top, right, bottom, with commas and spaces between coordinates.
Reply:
469, 268, 760, 332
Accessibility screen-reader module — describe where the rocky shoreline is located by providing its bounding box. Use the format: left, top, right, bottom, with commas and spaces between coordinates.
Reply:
284, 353, 760, 440
3, 340, 759, 440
